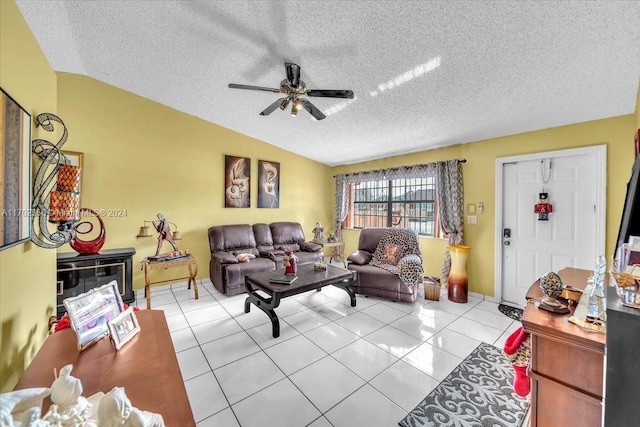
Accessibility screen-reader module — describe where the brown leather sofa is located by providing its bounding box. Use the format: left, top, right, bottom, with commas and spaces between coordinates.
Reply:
347, 227, 423, 303
208, 222, 323, 295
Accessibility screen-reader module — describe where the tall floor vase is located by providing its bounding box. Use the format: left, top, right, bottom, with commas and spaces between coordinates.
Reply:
448, 244, 471, 303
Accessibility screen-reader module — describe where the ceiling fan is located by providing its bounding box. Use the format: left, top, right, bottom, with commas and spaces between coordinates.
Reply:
228, 62, 354, 120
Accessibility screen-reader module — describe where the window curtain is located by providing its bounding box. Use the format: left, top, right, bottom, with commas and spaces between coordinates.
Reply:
436, 160, 464, 284
334, 174, 349, 240
333, 161, 451, 233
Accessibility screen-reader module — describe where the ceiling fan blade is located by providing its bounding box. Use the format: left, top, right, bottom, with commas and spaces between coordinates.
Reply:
301, 99, 326, 120
285, 62, 301, 88
229, 83, 281, 93
260, 98, 287, 116
306, 89, 354, 99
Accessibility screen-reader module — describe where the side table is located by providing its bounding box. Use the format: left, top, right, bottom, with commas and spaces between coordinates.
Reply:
143, 254, 199, 309
313, 241, 346, 268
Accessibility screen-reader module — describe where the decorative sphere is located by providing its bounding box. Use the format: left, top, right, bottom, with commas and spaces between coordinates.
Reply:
540, 271, 564, 302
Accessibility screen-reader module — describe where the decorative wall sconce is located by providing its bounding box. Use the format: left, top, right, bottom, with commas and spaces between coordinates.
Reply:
31, 113, 81, 248
136, 220, 182, 241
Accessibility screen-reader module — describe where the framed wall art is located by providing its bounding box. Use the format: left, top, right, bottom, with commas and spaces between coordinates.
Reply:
1, 88, 31, 251
63, 280, 124, 351
258, 160, 280, 208
225, 155, 250, 208
108, 306, 140, 350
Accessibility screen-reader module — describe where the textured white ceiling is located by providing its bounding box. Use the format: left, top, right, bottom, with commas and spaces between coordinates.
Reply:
16, 0, 640, 166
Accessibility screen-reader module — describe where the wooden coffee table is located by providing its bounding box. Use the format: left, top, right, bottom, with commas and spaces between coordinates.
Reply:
244, 263, 356, 338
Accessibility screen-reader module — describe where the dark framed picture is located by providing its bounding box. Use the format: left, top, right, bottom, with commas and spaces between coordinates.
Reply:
63, 280, 124, 351
108, 306, 140, 350
1, 88, 31, 251
258, 160, 280, 208
225, 155, 250, 208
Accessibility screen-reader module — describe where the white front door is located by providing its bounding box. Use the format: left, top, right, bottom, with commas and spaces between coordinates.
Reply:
497, 146, 606, 306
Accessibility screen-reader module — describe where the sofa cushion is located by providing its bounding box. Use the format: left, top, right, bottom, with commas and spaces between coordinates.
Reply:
252, 223, 275, 252
270, 222, 306, 245
208, 224, 257, 252
379, 243, 404, 265
357, 228, 387, 253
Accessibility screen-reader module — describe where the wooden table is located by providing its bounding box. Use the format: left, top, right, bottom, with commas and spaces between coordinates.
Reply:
522, 267, 605, 427
313, 240, 346, 267
143, 254, 199, 309
14, 310, 195, 426
245, 263, 356, 337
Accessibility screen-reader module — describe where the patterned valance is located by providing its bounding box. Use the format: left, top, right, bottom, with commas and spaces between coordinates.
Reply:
334, 160, 465, 184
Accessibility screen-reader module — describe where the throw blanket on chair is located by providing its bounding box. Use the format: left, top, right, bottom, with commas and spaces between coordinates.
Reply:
370, 228, 423, 287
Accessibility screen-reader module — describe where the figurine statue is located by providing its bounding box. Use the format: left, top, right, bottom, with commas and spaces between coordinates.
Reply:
312, 222, 324, 242
0, 387, 51, 426
0, 368, 164, 426
46, 364, 89, 425
151, 213, 178, 256
98, 387, 164, 427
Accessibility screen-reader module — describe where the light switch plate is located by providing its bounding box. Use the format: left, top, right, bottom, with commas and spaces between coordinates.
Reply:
467, 215, 477, 224
467, 204, 476, 214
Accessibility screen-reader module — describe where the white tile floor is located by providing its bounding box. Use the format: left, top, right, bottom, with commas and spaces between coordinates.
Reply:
135, 274, 521, 427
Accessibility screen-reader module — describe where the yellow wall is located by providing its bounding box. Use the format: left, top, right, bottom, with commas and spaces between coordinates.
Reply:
334, 115, 636, 297
0, 0, 58, 391
56, 74, 332, 288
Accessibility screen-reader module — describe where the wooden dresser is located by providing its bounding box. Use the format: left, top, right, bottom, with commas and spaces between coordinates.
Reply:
15, 310, 195, 426
522, 268, 605, 427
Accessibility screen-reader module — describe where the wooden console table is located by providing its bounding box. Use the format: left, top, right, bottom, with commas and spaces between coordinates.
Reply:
14, 310, 195, 426
143, 254, 199, 309
522, 267, 605, 427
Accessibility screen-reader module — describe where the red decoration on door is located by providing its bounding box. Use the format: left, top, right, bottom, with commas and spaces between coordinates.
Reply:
534, 192, 553, 221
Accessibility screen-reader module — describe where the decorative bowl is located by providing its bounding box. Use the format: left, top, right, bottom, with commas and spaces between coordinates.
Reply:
539, 271, 564, 306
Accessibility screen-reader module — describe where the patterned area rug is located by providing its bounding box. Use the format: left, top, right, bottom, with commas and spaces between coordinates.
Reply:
398, 342, 529, 427
498, 304, 523, 322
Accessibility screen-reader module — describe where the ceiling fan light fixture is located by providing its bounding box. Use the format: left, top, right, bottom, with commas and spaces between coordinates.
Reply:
279, 98, 290, 110
291, 105, 299, 116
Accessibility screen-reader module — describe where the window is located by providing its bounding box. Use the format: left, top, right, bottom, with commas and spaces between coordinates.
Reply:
345, 177, 440, 237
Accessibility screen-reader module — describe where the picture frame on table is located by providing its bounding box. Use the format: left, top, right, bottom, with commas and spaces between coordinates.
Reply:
61, 150, 83, 204
63, 280, 124, 351
108, 306, 140, 350
0, 87, 32, 251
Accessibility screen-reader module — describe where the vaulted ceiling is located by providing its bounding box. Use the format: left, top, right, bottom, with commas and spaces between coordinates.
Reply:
16, 1, 640, 166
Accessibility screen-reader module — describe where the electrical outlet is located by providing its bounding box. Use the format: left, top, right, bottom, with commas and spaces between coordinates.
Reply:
467, 215, 477, 224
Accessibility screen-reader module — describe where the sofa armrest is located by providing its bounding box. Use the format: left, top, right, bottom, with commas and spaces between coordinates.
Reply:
299, 241, 322, 252
211, 251, 239, 265
259, 249, 284, 262
397, 254, 424, 284
347, 250, 372, 265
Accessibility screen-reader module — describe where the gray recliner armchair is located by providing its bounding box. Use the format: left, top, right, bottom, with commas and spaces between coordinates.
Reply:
347, 227, 423, 302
